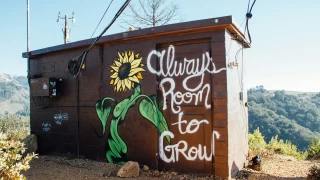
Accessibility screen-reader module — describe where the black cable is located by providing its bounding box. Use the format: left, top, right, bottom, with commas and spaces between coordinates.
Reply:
247, 0, 251, 13
68, 0, 131, 78
244, 0, 257, 44
90, 0, 114, 38
32, 96, 49, 109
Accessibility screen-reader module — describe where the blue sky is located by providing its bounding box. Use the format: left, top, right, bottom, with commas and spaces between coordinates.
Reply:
0, 0, 319, 92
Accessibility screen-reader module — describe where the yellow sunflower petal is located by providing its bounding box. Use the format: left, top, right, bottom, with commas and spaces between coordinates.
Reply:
110, 79, 114, 85
140, 64, 144, 67
111, 65, 119, 72
125, 79, 131, 90
118, 52, 124, 63
110, 72, 118, 78
114, 86, 116, 91
135, 53, 139, 59
131, 58, 142, 68
129, 51, 135, 62
117, 80, 122, 91
121, 80, 126, 91
137, 72, 143, 79
114, 77, 120, 86
132, 82, 135, 88
129, 67, 145, 77
110, 69, 114, 73
123, 51, 129, 63
128, 50, 131, 57
128, 76, 139, 83
114, 60, 122, 67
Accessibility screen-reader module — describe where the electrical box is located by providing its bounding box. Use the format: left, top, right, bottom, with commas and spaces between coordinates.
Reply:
30, 77, 59, 97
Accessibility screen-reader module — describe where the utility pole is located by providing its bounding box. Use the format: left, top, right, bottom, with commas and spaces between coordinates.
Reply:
27, 0, 30, 52
57, 12, 75, 44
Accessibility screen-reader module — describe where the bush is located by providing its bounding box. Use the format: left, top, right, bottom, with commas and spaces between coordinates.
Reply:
0, 133, 37, 179
266, 135, 306, 159
307, 138, 320, 160
248, 128, 306, 159
0, 114, 30, 141
307, 165, 320, 180
249, 128, 267, 154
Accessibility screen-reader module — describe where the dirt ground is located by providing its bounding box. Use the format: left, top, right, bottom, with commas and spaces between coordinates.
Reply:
23, 154, 320, 180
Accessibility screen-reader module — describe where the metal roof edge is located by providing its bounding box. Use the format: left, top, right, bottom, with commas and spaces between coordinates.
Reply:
22, 15, 249, 58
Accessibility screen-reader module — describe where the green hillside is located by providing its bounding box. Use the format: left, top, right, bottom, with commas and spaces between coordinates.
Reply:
0, 73, 29, 116
248, 86, 320, 151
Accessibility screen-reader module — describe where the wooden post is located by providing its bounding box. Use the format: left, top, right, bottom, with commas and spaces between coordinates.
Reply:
64, 15, 68, 44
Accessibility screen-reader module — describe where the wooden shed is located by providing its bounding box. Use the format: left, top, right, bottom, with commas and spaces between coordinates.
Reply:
23, 15, 250, 179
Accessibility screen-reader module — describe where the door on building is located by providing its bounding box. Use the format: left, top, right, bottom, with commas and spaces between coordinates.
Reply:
156, 39, 214, 174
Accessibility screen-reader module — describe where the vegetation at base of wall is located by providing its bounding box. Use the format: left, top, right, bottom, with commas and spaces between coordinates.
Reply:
248, 86, 320, 151
0, 113, 35, 179
0, 133, 37, 180
248, 128, 267, 155
249, 128, 307, 160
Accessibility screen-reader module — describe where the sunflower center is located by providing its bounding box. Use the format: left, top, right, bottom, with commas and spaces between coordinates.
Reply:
118, 63, 131, 80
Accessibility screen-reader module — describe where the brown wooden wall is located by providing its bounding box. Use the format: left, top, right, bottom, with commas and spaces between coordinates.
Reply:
27, 16, 249, 179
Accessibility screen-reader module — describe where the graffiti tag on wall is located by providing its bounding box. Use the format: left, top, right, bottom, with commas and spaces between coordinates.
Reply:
147, 45, 226, 162
42, 122, 51, 132
54, 111, 69, 125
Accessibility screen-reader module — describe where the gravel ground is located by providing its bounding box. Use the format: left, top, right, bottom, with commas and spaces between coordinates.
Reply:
23, 156, 216, 180
236, 154, 320, 180
23, 154, 320, 180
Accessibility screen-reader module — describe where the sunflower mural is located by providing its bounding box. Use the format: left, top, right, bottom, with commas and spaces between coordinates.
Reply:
110, 51, 144, 92
95, 50, 170, 164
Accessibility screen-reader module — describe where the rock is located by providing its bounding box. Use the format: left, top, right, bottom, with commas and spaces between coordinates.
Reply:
153, 170, 160, 176
100, 172, 111, 177
117, 161, 139, 178
251, 164, 262, 171
142, 165, 149, 172
21, 134, 38, 155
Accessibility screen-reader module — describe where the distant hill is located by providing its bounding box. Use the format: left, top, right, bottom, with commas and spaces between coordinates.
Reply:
268, 90, 319, 96
0, 73, 29, 116
248, 86, 320, 151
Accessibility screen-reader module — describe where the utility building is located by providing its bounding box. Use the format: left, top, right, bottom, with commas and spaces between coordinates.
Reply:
23, 16, 250, 179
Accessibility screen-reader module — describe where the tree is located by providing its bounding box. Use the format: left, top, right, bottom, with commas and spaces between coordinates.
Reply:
121, 0, 183, 29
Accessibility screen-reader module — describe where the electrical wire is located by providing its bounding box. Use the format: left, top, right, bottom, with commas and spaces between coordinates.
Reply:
68, 0, 131, 78
244, 0, 257, 44
32, 96, 49, 109
90, 0, 114, 38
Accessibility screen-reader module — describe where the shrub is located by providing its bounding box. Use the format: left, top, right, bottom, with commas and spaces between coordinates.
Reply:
249, 128, 267, 154
248, 128, 306, 159
0, 114, 30, 141
266, 135, 306, 159
307, 138, 320, 160
0, 132, 37, 179
307, 165, 320, 180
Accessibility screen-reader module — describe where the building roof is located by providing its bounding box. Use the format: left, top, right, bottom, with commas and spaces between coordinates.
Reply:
22, 15, 249, 58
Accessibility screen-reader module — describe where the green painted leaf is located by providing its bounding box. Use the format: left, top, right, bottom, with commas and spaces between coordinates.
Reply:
139, 95, 171, 143
106, 118, 128, 164
113, 84, 141, 120
95, 97, 115, 135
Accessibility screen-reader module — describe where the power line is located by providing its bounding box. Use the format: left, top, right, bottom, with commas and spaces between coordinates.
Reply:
68, 0, 131, 78
90, 0, 114, 38
244, 0, 257, 44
